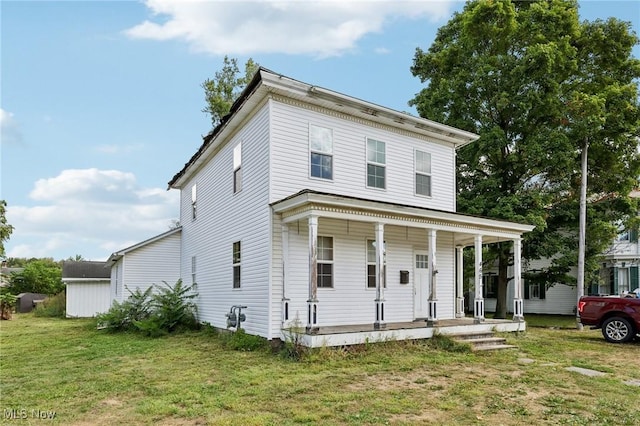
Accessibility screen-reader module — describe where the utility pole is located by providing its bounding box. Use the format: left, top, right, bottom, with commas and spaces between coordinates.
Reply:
576, 137, 588, 330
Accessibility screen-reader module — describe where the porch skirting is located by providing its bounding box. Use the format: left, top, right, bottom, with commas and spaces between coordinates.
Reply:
282, 318, 526, 348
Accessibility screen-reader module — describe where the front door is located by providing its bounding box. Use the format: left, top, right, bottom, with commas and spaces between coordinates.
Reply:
414, 252, 429, 318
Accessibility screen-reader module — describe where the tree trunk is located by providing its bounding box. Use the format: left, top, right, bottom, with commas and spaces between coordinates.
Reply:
494, 244, 510, 319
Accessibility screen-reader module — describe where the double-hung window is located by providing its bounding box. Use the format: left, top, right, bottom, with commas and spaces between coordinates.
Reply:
191, 184, 197, 220
366, 239, 386, 288
317, 236, 333, 288
310, 125, 333, 180
191, 256, 197, 286
366, 138, 386, 189
233, 143, 242, 193
233, 241, 241, 288
415, 150, 432, 197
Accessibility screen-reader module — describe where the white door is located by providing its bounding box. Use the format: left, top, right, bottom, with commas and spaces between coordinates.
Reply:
414, 252, 429, 318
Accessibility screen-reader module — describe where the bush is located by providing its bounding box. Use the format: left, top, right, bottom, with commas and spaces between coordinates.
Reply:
33, 292, 66, 318
221, 328, 268, 351
0, 291, 17, 320
134, 280, 199, 336
96, 287, 153, 332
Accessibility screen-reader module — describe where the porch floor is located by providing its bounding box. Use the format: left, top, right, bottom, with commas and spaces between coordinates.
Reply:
311, 317, 515, 335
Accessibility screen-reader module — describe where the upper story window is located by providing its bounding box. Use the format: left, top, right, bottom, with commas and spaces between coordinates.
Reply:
415, 150, 432, 197
233, 241, 241, 288
366, 138, 386, 189
233, 143, 242, 193
309, 125, 333, 180
317, 236, 333, 288
191, 184, 197, 220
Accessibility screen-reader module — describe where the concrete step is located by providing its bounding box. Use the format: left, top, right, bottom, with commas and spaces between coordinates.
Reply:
472, 343, 518, 352
452, 333, 517, 352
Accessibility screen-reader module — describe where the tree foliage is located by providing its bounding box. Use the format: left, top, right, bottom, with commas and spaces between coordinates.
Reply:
411, 0, 640, 317
7, 259, 63, 295
202, 56, 259, 128
0, 200, 13, 258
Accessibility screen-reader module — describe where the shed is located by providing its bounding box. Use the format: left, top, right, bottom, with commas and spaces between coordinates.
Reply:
62, 261, 111, 317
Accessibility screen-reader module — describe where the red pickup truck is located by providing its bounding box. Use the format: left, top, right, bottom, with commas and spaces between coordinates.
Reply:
578, 293, 640, 343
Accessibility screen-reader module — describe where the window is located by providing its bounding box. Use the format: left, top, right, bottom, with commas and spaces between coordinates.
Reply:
529, 283, 540, 299
191, 184, 197, 220
317, 236, 333, 288
233, 143, 242, 193
310, 125, 333, 180
482, 274, 498, 298
233, 241, 241, 288
415, 150, 432, 197
367, 240, 386, 288
191, 256, 197, 286
366, 138, 386, 189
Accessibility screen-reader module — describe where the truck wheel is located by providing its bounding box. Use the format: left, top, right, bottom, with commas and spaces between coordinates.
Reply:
602, 317, 634, 343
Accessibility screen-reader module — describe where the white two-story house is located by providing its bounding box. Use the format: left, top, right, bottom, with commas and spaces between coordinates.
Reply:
161, 68, 535, 347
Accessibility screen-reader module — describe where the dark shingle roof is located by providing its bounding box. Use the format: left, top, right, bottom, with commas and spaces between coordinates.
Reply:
62, 261, 110, 279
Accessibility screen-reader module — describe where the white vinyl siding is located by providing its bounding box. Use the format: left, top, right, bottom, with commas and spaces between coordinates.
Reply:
269, 100, 457, 211
271, 218, 456, 330
179, 103, 271, 338
110, 231, 182, 305
66, 280, 111, 317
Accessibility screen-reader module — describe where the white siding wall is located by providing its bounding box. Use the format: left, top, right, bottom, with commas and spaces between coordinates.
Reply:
66, 281, 111, 317
269, 100, 457, 211
110, 260, 123, 303
180, 103, 272, 338
271, 217, 456, 332
112, 232, 181, 304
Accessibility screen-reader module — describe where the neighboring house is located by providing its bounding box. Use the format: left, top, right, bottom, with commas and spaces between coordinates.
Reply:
160, 68, 534, 347
481, 190, 640, 316
107, 228, 181, 303
62, 261, 111, 317
0, 266, 23, 288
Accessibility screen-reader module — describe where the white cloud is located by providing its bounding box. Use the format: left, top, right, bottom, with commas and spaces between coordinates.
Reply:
6, 169, 179, 260
0, 108, 24, 145
125, 0, 454, 57
95, 143, 144, 154
374, 47, 391, 54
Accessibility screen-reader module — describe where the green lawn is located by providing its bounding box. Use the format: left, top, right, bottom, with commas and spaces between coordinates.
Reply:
1, 314, 639, 425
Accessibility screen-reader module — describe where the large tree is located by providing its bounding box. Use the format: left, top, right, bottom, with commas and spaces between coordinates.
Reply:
0, 200, 13, 258
411, 0, 640, 317
202, 56, 259, 128
7, 259, 63, 295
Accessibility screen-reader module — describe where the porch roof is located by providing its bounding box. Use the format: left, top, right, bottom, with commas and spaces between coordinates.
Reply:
271, 190, 535, 247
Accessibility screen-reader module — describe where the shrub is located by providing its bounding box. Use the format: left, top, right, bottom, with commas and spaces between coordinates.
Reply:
33, 292, 66, 318
221, 328, 268, 351
96, 287, 153, 332
134, 280, 199, 336
0, 291, 17, 320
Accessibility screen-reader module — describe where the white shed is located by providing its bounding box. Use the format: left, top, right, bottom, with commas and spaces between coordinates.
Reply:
62, 261, 111, 318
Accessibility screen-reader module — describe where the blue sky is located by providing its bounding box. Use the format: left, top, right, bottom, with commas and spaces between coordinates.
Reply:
1, 0, 639, 261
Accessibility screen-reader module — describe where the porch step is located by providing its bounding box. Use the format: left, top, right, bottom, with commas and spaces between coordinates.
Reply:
452, 333, 517, 352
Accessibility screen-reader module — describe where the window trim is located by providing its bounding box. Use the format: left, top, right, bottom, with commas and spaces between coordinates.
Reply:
233, 143, 242, 194
191, 183, 197, 220
414, 149, 432, 198
366, 138, 386, 190
309, 124, 334, 181
317, 235, 334, 289
232, 241, 241, 289
191, 256, 197, 287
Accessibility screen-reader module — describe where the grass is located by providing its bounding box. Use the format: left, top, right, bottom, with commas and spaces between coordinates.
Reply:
1, 314, 639, 425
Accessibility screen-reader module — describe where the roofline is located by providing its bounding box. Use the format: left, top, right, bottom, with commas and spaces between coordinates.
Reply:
271, 190, 535, 234
63, 278, 110, 283
107, 227, 182, 264
168, 68, 479, 189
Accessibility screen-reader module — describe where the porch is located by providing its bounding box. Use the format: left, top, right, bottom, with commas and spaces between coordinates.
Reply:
283, 317, 526, 348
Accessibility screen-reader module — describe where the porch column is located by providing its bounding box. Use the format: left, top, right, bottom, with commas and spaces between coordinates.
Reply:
456, 245, 465, 318
281, 224, 290, 326
474, 234, 485, 323
374, 222, 386, 329
307, 215, 319, 332
512, 237, 524, 322
427, 229, 438, 325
